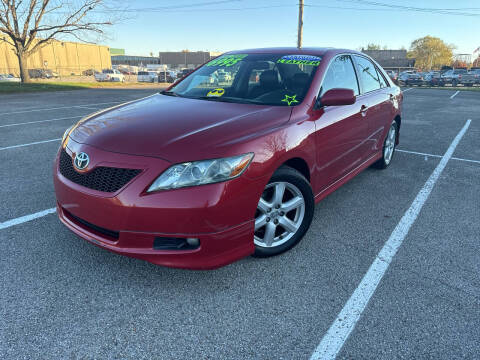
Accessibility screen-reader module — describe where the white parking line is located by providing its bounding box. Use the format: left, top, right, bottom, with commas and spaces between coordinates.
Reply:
397, 149, 480, 165
450, 90, 460, 99
310, 119, 471, 360
396, 149, 442, 158
0, 115, 82, 128
0, 101, 122, 116
0, 208, 56, 230
0, 138, 61, 151
402, 88, 413, 93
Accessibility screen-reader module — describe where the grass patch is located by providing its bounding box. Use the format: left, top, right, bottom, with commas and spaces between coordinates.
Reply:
0, 81, 166, 94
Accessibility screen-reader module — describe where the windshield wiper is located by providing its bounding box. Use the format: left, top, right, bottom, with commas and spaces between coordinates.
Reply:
194, 96, 265, 105
160, 90, 181, 97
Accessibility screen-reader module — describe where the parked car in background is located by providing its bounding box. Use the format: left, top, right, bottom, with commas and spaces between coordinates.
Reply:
424, 71, 441, 86
119, 69, 135, 75
95, 69, 125, 82
158, 71, 175, 83
82, 69, 98, 76
181, 68, 193, 77
0, 73, 21, 82
439, 69, 467, 87
397, 71, 414, 85
406, 72, 425, 86
386, 70, 398, 84
471, 69, 480, 85
28, 69, 41, 79
460, 71, 478, 87
55, 48, 402, 269
28, 69, 59, 79
217, 69, 233, 83
137, 71, 158, 83
42, 69, 59, 79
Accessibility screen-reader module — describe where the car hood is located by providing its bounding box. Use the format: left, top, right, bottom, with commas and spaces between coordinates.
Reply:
69, 94, 292, 162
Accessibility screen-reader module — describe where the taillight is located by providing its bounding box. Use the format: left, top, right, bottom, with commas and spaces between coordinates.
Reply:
458, 74, 462, 78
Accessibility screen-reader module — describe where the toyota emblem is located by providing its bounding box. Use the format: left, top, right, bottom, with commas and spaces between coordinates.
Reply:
74, 152, 90, 170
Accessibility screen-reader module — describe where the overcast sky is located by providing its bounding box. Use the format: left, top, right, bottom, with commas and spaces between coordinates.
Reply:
106, 0, 480, 56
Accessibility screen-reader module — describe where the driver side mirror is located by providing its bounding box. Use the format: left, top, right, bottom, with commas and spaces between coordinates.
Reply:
318, 88, 356, 107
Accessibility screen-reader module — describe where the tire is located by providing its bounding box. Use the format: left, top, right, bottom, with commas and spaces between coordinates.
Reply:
372, 121, 398, 169
253, 166, 314, 257
452, 79, 458, 87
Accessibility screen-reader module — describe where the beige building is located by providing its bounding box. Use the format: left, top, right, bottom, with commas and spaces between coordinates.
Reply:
0, 37, 111, 76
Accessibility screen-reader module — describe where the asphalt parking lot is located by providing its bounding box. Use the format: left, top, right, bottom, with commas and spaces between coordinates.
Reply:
1, 87, 479, 359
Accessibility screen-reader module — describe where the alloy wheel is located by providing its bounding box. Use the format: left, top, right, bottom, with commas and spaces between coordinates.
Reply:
384, 124, 396, 165
254, 182, 305, 248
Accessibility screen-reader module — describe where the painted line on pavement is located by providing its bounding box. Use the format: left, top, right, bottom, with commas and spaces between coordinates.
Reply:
310, 119, 471, 360
0, 101, 122, 116
0, 208, 56, 231
397, 149, 480, 165
0, 138, 61, 151
0, 115, 82, 128
450, 90, 460, 99
402, 88, 413, 92
396, 149, 442, 158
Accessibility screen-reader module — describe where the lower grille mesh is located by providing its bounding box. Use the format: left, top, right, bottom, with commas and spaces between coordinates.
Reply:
59, 149, 141, 193
65, 209, 119, 240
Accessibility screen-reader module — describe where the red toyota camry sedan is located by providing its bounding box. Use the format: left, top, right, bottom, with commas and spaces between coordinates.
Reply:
54, 48, 402, 269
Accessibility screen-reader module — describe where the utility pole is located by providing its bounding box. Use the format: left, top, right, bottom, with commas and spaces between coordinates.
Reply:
297, 0, 304, 49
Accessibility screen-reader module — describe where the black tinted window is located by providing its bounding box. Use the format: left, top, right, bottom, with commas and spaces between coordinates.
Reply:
321, 55, 359, 96
354, 56, 381, 93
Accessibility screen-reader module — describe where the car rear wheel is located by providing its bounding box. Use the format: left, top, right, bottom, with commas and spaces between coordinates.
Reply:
373, 121, 397, 169
253, 166, 314, 257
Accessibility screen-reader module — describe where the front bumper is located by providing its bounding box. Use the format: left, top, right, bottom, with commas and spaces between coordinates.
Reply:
54, 139, 266, 269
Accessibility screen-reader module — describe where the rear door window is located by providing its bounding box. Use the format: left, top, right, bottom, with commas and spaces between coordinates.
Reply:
353, 56, 382, 94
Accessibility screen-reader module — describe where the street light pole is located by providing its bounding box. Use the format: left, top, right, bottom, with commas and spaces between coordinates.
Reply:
297, 0, 304, 49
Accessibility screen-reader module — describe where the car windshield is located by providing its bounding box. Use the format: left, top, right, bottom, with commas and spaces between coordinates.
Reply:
166, 53, 322, 106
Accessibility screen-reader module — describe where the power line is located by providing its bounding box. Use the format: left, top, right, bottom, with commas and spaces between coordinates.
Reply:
327, 0, 480, 17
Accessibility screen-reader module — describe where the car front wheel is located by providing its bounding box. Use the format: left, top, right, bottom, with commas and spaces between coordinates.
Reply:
253, 166, 314, 257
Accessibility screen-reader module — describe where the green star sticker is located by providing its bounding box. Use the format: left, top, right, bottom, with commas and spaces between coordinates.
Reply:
282, 94, 299, 106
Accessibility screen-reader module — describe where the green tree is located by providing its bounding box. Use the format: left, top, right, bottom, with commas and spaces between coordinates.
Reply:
407, 36, 455, 70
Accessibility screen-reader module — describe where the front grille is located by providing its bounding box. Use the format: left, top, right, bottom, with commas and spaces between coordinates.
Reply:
65, 209, 119, 240
59, 149, 141, 193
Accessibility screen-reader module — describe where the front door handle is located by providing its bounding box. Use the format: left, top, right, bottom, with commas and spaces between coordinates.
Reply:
360, 104, 369, 116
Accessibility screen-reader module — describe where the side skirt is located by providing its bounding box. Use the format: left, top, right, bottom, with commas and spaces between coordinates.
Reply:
314, 151, 382, 204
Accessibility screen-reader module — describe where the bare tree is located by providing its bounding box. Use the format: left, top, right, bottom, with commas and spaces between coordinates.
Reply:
0, 0, 114, 82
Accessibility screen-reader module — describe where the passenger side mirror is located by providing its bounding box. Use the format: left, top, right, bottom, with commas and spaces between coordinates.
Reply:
319, 88, 356, 107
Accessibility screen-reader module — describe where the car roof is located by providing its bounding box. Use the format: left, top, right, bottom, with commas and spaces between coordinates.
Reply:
226, 47, 362, 57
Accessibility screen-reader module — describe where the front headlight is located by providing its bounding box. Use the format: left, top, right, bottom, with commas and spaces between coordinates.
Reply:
62, 125, 74, 144
147, 153, 254, 192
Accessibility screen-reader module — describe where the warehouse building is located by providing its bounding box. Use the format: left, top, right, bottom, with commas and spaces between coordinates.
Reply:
158, 51, 222, 69
111, 55, 160, 67
0, 37, 111, 76
362, 49, 415, 71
